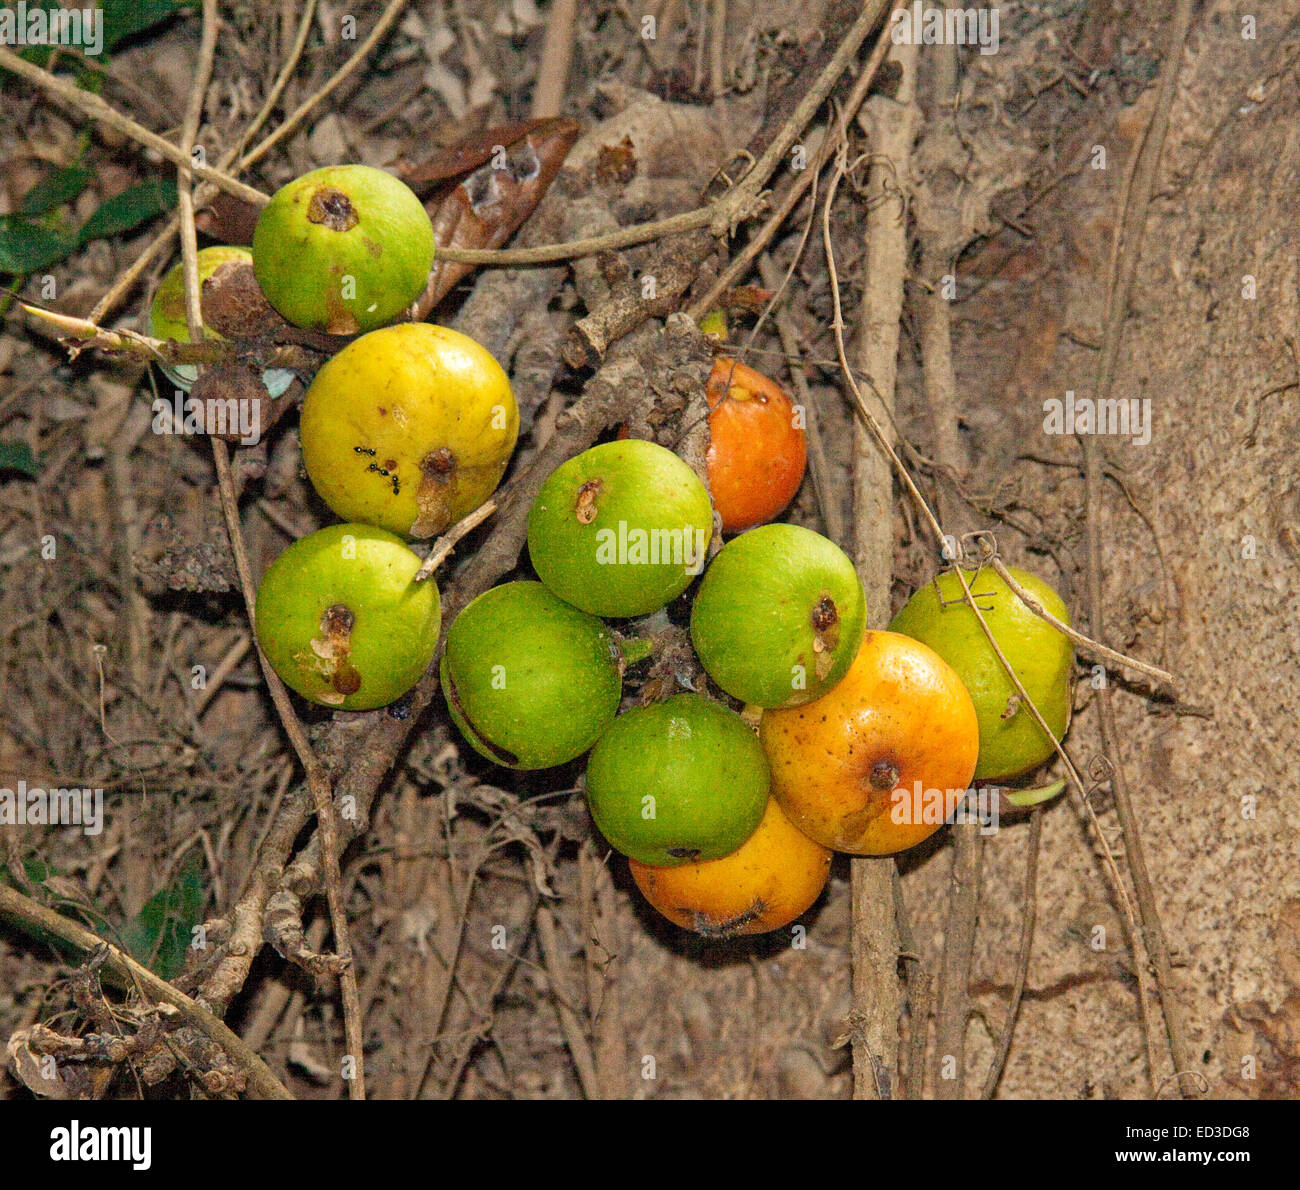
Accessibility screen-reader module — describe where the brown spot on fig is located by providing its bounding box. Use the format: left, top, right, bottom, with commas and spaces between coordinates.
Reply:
868, 756, 901, 792
811, 595, 839, 635
307, 186, 359, 232
422, 448, 456, 478
200, 259, 286, 338
837, 800, 886, 845
411, 447, 458, 537
321, 603, 354, 638
322, 282, 361, 335
188, 363, 269, 443
575, 479, 602, 525
332, 661, 362, 696
810, 593, 841, 680
302, 603, 358, 698
687, 897, 768, 938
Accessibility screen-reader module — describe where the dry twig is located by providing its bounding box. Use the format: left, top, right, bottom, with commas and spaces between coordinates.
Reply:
831, 19, 916, 1099
0, 883, 292, 1100
980, 809, 1042, 1099
1078, 0, 1199, 1096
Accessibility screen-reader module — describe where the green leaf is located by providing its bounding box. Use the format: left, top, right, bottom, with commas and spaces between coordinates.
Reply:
20, 166, 92, 216
0, 855, 113, 965
0, 440, 39, 477
0, 855, 52, 888
118, 852, 206, 979
77, 179, 176, 246
101, 0, 192, 52
0, 218, 75, 274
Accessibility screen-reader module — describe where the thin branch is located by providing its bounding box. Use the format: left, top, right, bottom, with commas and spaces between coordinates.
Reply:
0, 883, 292, 1100
913, 39, 983, 1103
990, 558, 1177, 694
176, 0, 219, 341
414, 499, 498, 582
832, 16, 914, 1099
1079, 0, 1199, 1097
173, 0, 363, 1103
980, 808, 1042, 1099
0, 46, 266, 206
21, 304, 226, 364
174, 22, 366, 1083
209, 439, 367, 1099
531, 0, 577, 120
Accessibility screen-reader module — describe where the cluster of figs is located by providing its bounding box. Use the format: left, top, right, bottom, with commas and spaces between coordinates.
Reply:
151, 162, 1077, 940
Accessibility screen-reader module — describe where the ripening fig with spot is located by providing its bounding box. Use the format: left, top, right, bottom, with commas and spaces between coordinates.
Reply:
527, 439, 713, 618
690, 523, 866, 708
298, 323, 519, 539
254, 523, 441, 712
251, 163, 435, 334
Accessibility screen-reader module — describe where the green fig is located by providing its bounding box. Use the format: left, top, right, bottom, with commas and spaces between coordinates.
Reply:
254, 523, 440, 710
251, 164, 434, 334
690, 523, 866, 707
440, 581, 622, 770
585, 693, 769, 866
527, 440, 713, 618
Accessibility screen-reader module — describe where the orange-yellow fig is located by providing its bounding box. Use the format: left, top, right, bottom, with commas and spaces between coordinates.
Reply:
628, 795, 832, 937
705, 358, 806, 534
759, 630, 979, 855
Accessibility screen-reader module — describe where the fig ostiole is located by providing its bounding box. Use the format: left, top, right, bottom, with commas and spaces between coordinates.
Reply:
527, 440, 713, 619
251, 163, 435, 335
690, 523, 866, 708
584, 693, 769, 867
440, 581, 622, 770
298, 323, 518, 539
254, 523, 440, 711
